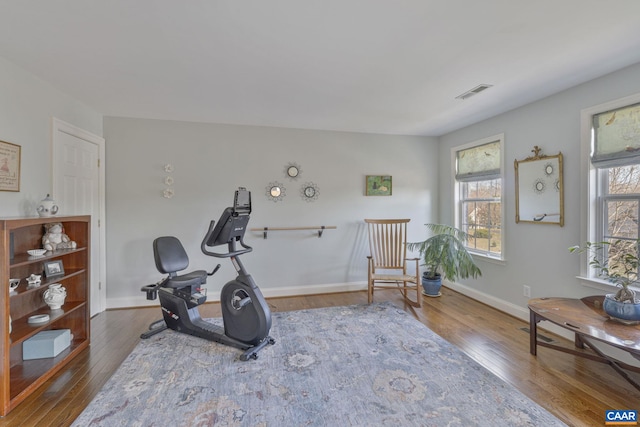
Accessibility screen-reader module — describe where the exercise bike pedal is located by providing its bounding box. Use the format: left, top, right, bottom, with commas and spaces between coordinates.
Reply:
235, 296, 252, 308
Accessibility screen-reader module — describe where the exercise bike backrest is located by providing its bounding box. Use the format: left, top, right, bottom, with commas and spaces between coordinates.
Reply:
154, 236, 189, 275
153, 236, 208, 289
201, 187, 253, 259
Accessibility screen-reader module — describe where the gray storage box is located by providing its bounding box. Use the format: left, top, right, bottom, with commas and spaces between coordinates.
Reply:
23, 329, 71, 360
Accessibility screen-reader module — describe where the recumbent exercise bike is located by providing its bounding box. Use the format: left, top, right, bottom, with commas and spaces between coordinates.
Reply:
140, 187, 275, 361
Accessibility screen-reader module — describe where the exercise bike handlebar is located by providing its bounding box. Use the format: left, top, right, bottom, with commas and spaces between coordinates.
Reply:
201, 220, 253, 258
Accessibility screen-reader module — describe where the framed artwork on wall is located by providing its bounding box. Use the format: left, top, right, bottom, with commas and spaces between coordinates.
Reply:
365, 175, 392, 196
0, 140, 21, 192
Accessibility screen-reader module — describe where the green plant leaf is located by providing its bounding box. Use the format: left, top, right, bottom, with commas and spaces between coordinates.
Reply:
408, 223, 481, 281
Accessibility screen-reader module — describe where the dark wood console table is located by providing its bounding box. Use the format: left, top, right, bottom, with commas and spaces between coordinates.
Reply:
528, 296, 640, 391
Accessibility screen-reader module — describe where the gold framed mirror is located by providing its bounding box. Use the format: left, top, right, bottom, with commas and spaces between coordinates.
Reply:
515, 146, 564, 226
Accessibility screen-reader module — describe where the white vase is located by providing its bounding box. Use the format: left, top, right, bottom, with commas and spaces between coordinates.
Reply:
43, 283, 66, 310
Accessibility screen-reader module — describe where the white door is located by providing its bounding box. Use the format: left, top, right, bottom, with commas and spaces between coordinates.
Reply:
52, 118, 106, 316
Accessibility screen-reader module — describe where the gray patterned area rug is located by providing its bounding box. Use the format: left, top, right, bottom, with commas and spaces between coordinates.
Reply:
72, 303, 565, 426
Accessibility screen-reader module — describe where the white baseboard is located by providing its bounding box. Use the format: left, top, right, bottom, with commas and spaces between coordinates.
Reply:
106, 281, 368, 310
443, 280, 575, 342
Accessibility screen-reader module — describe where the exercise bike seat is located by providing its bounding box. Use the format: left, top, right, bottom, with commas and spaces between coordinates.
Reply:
153, 236, 207, 288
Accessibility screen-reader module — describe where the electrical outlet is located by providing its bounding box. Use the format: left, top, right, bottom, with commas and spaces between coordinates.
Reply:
523, 285, 531, 298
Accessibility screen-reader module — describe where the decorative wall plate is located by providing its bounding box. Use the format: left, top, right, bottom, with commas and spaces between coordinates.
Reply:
266, 182, 286, 202
284, 162, 302, 180
300, 182, 320, 202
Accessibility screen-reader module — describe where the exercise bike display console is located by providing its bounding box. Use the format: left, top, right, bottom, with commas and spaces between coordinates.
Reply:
140, 187, 275, 361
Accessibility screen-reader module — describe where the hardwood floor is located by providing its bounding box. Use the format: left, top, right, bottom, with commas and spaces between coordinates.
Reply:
2, 287, 638, 426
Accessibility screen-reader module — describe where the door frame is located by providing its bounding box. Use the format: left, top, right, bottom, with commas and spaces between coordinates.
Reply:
51, 117, 106, 315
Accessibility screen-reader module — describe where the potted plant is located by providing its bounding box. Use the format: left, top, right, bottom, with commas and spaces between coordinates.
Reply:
407, 224, 482, 297
569, 239, 640, 324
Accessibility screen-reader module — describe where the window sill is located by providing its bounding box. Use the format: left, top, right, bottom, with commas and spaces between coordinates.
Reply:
469, 251, 506, 266
577, 276, 640, 294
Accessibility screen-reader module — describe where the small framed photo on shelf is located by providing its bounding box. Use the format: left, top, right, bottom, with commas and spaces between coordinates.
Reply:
365, 175, 392, 196
43, 260, 64, 278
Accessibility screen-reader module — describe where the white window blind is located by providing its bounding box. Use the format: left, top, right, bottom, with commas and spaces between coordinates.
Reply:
592, 102, 640, 167
455, 140, 501, 182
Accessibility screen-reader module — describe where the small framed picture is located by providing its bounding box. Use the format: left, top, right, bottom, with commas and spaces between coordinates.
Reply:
0, 140, 21, 192
43, 260, 65, 278
365, 175, 392, 196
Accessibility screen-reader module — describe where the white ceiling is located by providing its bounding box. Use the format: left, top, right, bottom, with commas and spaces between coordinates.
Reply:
1, 1, 640, 136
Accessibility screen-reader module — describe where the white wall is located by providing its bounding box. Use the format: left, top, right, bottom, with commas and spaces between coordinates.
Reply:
5, 45, 639, 320
0, 56, 103, 217
104, 117, 439, 307
437, 61, 640, 320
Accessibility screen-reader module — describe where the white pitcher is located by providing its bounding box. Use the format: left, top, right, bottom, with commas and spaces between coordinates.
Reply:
43, 283, 66, 310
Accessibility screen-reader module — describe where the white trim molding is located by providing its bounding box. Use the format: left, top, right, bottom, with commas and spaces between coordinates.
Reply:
107, 281, 368, 310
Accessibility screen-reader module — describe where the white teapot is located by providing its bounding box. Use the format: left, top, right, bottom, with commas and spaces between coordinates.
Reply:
43, 283, 66, 310
37, 194, 59, 217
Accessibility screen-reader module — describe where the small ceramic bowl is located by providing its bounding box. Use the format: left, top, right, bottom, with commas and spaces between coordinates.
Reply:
27, 249, 47, 257
9, 278, 20, 290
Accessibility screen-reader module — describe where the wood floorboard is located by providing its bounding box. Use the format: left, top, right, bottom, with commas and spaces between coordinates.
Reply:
0, 287, 638, 426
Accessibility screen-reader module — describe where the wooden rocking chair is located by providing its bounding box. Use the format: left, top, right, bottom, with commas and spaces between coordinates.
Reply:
365, 218, 421, 307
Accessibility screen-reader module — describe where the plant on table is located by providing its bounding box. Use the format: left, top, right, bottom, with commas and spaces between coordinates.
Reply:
569, 239, 639, 303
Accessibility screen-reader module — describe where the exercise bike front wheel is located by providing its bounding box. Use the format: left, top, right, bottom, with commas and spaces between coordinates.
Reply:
221, 279, 272, 348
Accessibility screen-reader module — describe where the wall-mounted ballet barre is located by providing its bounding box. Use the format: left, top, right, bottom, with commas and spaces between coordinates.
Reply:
250, 226, 337, 239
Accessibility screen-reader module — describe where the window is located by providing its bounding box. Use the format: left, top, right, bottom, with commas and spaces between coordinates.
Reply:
583, 97, 640, 285
597, 165, 640, 278
453, 134, 504, 259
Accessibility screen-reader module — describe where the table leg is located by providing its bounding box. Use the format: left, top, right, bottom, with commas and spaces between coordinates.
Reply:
581, 336, 640, 392
575, 333, 585, 349
529, 309, 538, 356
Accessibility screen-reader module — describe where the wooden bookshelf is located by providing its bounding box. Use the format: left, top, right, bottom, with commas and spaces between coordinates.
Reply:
0, 215, 90, 416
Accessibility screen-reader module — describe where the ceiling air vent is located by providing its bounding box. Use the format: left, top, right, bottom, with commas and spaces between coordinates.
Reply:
455, 84, 493, 100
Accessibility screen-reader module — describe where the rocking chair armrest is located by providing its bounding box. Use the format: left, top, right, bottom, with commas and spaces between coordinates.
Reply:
366, 256, 374, 276
406, 257, 420, 274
